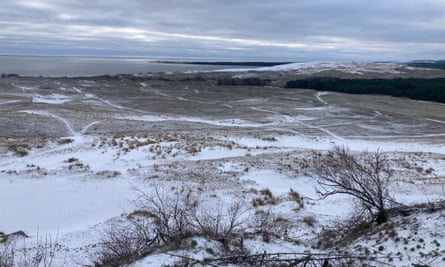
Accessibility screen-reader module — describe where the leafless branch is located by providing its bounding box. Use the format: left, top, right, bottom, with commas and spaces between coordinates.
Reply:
314, 146, 396, 224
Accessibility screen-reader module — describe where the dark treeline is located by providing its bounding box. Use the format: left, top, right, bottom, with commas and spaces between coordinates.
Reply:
217, 77, 271, 86
286, 78, 445, 103
408, 61, 445, 70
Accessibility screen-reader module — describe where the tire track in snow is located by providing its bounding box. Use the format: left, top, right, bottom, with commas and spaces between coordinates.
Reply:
94, 96, 124, 110
0, 100, 21, 105
140, 82, 172, 97
425, 118, 445, 125
22, 110, 76, 136
20, 110, 101, 137
285, 119, 344, 141
248, 105, 343, 141
315, 92, 328, 105
80, 121, 101, 135
249, 107, 278, 114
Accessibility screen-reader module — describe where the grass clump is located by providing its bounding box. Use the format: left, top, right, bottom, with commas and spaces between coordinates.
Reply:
57, 138, 74, 145
288, 189, 304, 209
302, 216, 316, 227
251, 188, 278, 207
8, 144, 29, 157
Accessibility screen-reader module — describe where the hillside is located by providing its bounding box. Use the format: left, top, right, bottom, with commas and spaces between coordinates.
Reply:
1, 62, 445, 266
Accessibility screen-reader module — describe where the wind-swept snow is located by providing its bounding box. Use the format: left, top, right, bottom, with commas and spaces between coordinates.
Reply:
0, 176, 136, 234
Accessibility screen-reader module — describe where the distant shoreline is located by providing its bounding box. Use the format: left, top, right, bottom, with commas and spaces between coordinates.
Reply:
156, 61, 294, 67
1, 56, 264, 77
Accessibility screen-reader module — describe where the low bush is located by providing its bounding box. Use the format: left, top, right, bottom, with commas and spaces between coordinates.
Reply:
8, 144, 29, 157
93, 218, 157, 266
248, 209, 290, 242
95, 185, 250, 264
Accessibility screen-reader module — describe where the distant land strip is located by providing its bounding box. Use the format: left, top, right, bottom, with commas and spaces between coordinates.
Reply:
286, 77, 445, 104
156, 61, 294, 67
407, 61, 445, 70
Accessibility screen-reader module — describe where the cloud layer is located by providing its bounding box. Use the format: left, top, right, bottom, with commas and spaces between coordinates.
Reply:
1, 0, 444, 60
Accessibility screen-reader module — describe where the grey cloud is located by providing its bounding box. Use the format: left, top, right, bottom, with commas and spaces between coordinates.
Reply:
1, 0, 444, 60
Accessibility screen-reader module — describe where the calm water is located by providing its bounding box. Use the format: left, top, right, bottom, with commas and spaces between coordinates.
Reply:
0, 56, 241, 77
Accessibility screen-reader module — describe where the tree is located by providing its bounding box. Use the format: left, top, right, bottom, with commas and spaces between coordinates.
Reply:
314, 147, 396, 224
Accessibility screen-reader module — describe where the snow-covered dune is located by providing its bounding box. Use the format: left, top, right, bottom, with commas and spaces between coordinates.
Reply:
219, 61, 419, 75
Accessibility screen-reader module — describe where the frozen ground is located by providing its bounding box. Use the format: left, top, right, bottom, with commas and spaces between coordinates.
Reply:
1, 63, 445, 266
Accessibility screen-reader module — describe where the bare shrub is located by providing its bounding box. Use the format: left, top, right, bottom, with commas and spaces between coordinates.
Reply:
95, 186, 251, 265
94, 218, 157, 266
19, 234, 60, 267
135, 186, 198, 245
0, 243, 14, 267
0, 233, 61, 267
314, 147, 396, 224
249, 209, 289, 242
193, 198, 249, 247
135, 186, 249, 246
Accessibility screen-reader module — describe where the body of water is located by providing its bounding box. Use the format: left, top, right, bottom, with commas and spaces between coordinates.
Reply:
0, 56, 243, 77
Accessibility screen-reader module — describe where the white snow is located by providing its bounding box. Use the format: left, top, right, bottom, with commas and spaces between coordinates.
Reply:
117, 114, 270, 128
0, 100, 22, 105
236, 134, 445, 154
240, 169, 301, 195
31, 93, 73, 104
0, 176, 136, 235
1, 113, 444, 265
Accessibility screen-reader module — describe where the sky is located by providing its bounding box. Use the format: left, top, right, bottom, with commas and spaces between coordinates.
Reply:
0, 0, 444, 61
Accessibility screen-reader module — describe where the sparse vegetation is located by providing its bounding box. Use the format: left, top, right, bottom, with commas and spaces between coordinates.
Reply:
288, 189, 304, 209
95, 185, 250, 264
249, 209, 290, 242
0, 233, 59, 267
95, 170, 121, 178
93, 218, 157, 266
302, 216, 316, 227
8, 144, 29, 157
0, 243, 14, 267
251, 188, 279, 207
57, 138, 74, 145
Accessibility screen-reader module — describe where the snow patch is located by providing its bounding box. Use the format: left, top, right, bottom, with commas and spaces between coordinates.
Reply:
32, 93, 73, 104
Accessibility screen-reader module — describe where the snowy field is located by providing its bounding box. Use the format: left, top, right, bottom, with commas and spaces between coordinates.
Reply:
1, 63, 445, 266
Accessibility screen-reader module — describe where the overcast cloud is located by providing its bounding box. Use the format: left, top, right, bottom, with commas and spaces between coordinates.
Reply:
1, 0, 444, 60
